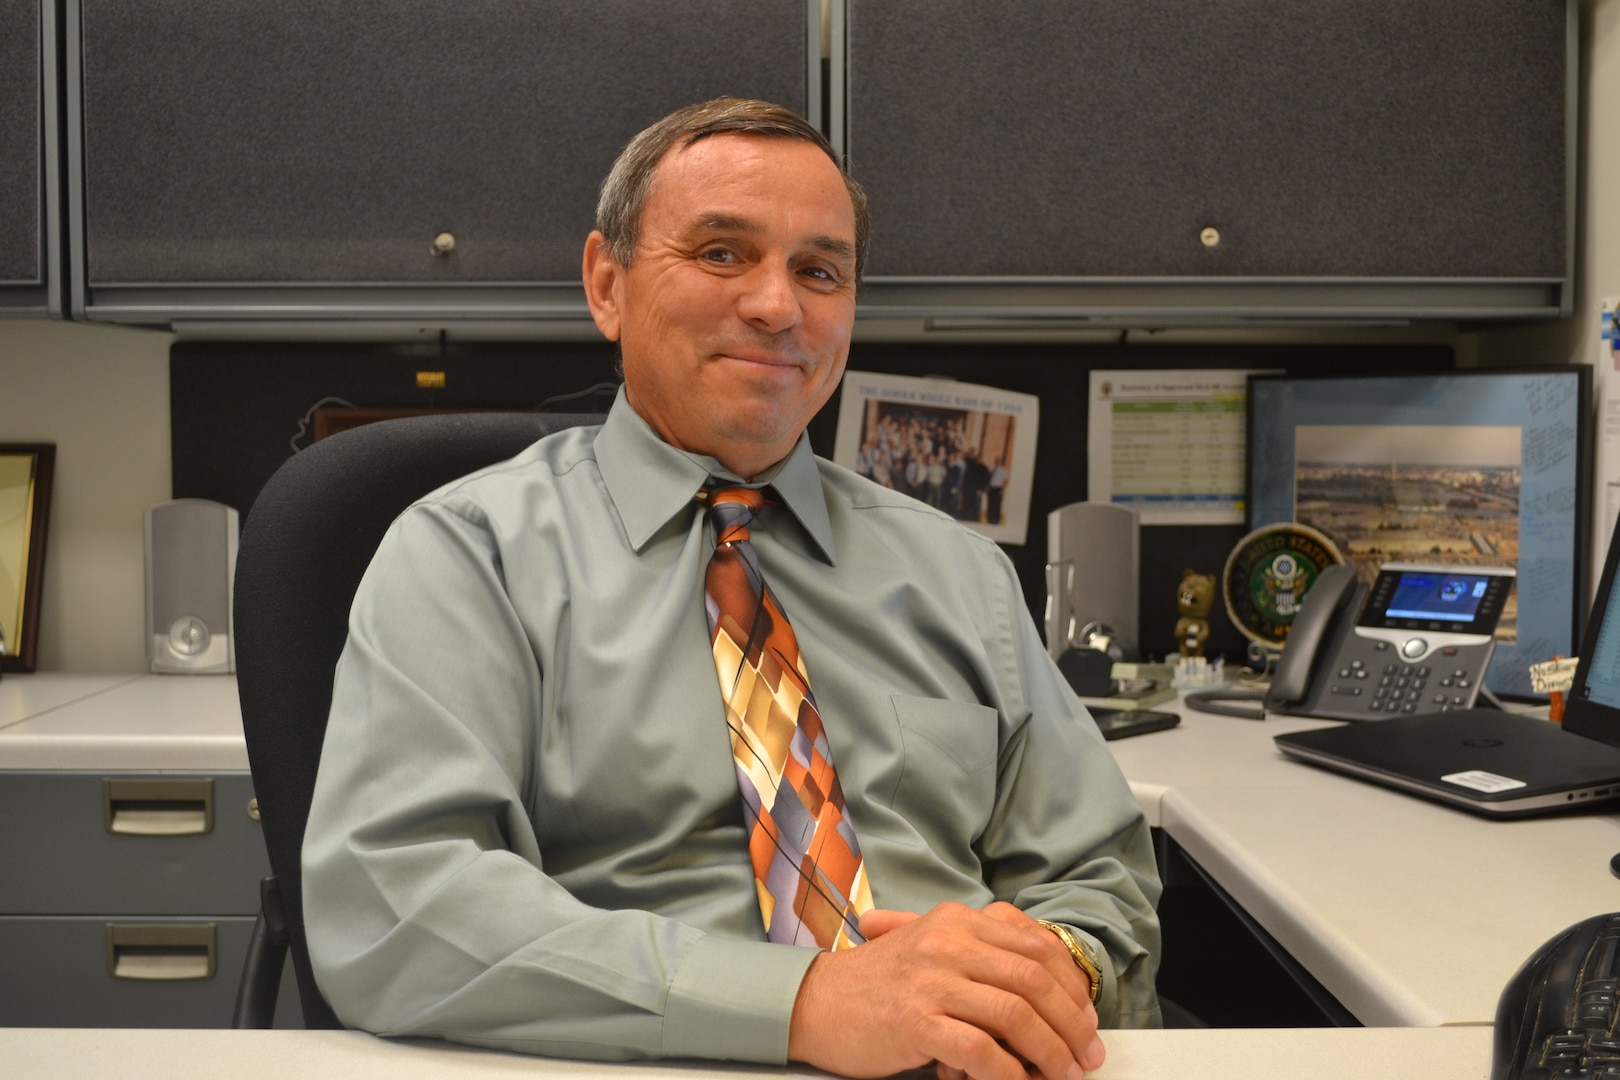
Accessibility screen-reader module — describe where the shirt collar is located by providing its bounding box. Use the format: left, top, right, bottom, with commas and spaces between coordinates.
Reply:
594, 386, 837, 565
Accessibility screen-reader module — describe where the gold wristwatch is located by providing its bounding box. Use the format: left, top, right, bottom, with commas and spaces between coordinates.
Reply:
1037, 920, 1103, 1004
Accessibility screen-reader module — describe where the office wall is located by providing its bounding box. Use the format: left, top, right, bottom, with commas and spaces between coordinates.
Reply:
0, 320, 172, 671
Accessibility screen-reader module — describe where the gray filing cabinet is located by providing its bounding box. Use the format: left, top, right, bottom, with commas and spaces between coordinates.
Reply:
0, 675, 297, 1026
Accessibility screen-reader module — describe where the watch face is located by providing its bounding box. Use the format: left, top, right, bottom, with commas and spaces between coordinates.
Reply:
1223, 523, 1345, 646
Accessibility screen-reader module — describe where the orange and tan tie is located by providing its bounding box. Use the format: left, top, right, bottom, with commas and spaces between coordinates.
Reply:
703, 486, 873, 950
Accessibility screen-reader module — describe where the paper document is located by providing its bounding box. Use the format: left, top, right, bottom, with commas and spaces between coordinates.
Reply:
1087, 369, 1272, 525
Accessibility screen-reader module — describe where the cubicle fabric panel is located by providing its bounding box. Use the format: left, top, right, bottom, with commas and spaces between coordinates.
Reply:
845, 0, 1568, 280
75, 0, 809, 284
0, 0, 40, 285
169, 341, 622, 517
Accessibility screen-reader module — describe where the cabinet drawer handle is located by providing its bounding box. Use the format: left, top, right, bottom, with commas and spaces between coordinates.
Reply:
106, 924, 216, 981
103, 778, 214, 835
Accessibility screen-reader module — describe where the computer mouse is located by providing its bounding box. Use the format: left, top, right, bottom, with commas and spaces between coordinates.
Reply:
1493, 911, 1620, 1080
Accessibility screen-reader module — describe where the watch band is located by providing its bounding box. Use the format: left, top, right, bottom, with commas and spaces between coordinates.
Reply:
1037, 919, 1103, 1004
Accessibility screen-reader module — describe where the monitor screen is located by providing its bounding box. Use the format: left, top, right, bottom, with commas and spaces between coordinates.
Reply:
1248, 367, 1591, 699
1566, 500, 1620, 744
1580, 587, 1620, 712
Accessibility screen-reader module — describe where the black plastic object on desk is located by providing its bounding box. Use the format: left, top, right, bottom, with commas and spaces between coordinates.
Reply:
1493, 912, 1620, 1080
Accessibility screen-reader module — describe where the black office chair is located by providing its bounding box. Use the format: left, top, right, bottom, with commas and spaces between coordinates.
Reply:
230, 411, 602, 1028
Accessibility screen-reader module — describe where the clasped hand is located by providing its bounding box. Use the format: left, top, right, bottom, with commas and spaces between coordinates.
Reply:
787, 901, 1104, 1080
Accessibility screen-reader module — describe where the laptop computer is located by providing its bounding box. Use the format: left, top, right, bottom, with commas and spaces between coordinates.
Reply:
1273, 534, 1620, 819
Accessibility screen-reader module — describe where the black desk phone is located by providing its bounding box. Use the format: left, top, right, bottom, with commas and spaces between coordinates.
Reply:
1263, 561, 1516, 721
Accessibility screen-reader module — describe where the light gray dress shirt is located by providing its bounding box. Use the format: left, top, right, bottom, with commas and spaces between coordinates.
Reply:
303, 390, 1162, 1064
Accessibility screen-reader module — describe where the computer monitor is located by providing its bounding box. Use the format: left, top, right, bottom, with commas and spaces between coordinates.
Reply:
1247, 367, 1591, 700
1565, 504, 1620, 745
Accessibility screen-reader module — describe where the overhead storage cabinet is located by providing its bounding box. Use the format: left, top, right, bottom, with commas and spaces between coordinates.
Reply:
67, 0, 818, 327
1, 0, 61, 316
837, 0, 1575, 324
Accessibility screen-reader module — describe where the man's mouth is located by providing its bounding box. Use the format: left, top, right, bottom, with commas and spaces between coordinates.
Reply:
725, 353, 793, 367
713, 345, 807, 370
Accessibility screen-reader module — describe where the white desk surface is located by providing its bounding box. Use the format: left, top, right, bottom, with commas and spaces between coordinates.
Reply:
1107, 695, 1620, 1027
0, 673, 246, 770
1163, 776, 1620, 1026
1098, 698, 1335, 826
1, 1026, 1494, 1080
0, 672, 137, 733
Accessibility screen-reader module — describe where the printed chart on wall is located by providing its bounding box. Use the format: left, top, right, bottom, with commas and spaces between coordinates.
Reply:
1087, 369, 1276, 525
833, 371, 1039, 545
1598, 296, 1620, 594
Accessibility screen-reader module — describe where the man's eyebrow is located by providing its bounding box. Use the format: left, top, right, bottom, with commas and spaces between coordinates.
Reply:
692, 213, 761, 236
807, 234, 857, 264
689, 214, 856, 264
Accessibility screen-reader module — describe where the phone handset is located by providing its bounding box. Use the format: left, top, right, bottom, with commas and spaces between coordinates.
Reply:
1263, 564, 1361, 709
1184, 562, 1363, 720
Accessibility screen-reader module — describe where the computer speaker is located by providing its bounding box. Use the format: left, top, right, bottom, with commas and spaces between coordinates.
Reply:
144, 499, 238, 674
1045, 501, 1140, 662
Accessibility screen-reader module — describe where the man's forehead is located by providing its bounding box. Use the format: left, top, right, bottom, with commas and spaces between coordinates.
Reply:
654, 132, 849, 202
646, 137, 855, 246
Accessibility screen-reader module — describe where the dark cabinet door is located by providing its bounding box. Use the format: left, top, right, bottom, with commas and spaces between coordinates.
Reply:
71, 0, 814, 322
842, 0, 1572, 321
1, 0, 58, 316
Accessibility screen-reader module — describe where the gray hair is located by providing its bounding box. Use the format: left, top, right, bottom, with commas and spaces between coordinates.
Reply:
595, 97, 869, 280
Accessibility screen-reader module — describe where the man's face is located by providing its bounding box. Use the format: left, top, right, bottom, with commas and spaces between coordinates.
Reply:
583, 133, 858, 479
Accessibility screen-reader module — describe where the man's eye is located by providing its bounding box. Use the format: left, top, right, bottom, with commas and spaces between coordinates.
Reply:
700, 248, 737, 264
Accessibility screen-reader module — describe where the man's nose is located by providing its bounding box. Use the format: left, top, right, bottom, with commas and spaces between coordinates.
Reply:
735, 261, 803, 333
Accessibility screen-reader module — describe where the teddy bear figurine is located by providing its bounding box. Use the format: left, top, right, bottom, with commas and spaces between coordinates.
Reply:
1174, 569, 1216, 658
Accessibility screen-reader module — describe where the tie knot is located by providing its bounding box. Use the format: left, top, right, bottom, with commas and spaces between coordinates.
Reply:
705, 486, 766, 546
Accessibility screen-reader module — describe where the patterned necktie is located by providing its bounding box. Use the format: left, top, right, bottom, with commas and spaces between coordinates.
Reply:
703, 486, 873, 950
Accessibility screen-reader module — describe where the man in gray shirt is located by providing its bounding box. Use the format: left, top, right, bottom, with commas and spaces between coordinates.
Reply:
302, 98, 1161, 1080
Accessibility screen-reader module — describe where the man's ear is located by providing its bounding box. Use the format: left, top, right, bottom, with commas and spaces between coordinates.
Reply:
582, 231, 623, 343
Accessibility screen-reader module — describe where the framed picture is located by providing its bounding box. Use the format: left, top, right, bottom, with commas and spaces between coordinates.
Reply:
1247, 368, 1591, 700
832, 371, 1041, 545
0, 444, 55, 673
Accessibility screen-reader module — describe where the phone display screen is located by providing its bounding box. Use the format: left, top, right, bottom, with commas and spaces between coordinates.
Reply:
1359, 567, 1513, 636
1383, 572, 1490, 623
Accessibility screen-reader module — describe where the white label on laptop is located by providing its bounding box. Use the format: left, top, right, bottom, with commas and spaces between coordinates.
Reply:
1441, 770, 1527, 794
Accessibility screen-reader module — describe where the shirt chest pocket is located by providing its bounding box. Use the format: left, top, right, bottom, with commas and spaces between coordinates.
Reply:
889, 694, 999, 839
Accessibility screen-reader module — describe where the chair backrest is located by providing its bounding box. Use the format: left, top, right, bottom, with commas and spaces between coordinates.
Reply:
234, 411, 602, 1027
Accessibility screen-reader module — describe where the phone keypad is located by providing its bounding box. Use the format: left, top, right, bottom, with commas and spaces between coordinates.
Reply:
1308, 640, 1493, 720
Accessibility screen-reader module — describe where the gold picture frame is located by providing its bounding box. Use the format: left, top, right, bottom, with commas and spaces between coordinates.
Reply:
0, 444, 54, 673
